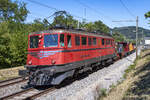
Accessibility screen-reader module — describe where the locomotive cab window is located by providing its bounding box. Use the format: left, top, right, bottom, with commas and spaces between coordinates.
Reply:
111, 40, 113, 45
98, 39, 101, 45
75, 36, 80, 46
106, 40, 108, 45
44, 34, 58, 47
106, 40, 109, 45
67, 35, 72, 47
60, 34, 64, 47
108, 40, 110, 45
110, 40, 112, 45
111, 40, 113, 46
93, 37, 97, 45
102, 39, 105, 45
30, 36, 39, 48
88, 37, 92, 45
82, 36, 87, 45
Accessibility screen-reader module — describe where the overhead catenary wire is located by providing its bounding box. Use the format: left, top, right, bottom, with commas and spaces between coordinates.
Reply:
26, 12, 52, 22
26, 0, 88, 21
29, 11, 50, 18
74, 0, 113, 21
119, 0, 149, 39
26, 0, 117, 28
112, 0, 137, 38
26, 0, 125, 29
26, 0, 138, 30
73, 0, 125, 28
119, 0, 136, 19
26, 0, 58, 11
27, 13, 43, 19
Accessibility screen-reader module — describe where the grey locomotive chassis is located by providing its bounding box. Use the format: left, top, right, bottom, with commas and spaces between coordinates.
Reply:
19, 53, 116, 86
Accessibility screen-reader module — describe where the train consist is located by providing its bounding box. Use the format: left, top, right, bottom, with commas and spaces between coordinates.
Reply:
116, 42, 135, 58
19, 28, 135, 86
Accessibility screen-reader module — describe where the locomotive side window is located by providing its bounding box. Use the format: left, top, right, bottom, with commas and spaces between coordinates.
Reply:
67, 35, 72, 47
44, 34, 58, 47
98, 39, 101, 45
102, 39, 105, 45
60, 34, 64, 47
93, 37, 97, 45
107, 40, 108, 45
111, 40, 113, 46
75, 36, 80, 46
110, 40, 112, 45
82, 36, 87, 45
30, 36, 39, 48
107, 40, 109, 45
111, 40, 113, 45
88, 37, 92, 45
108, 40, 110, 45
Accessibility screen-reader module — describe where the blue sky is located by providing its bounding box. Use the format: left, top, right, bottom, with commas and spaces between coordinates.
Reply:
20, 0, 150, 29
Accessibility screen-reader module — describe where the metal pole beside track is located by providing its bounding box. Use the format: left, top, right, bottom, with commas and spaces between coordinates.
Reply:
136, 16, 138, 58
112, 17, 139, 58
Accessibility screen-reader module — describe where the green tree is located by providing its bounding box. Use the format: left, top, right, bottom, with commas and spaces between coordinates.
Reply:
94, 20, 109, 33
112, 31, 126, 42
29, 19, 47, 32
82, 20, 109, 34
0, 0, 28, 22
65, 15, 78, 28
145, 11, 150, 25
51, 11, 78, 28
0, 0, 29, 68
9, 32, 28, 67
52, 15, 66, 27
84, 22, 95, 32
145, 11, 150, 18
0, 22, 11, 67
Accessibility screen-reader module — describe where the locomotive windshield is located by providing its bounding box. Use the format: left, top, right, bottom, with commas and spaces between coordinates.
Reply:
30, 36, 39, 48
44, 34, 58, 47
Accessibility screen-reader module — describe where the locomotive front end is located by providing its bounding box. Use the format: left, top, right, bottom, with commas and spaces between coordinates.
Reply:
19, 31, 66, 86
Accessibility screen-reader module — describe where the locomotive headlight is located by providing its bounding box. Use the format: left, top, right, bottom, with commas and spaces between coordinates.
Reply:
51, 60, 56, 64
38, 40, 41, 43
39, 35, 42, 39
28, 60, 32, 65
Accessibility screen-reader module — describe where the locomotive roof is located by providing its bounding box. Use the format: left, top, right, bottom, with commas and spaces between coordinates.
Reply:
30, 29, 113, 39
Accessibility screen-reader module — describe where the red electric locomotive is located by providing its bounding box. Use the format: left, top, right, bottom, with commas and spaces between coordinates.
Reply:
19, 28, 117, 86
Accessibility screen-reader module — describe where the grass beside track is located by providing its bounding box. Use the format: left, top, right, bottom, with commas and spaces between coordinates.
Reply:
101, 49, 150, 100
0, 66, 25, 80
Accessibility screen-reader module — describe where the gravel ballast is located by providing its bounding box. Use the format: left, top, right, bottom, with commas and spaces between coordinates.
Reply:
0, 81, 27, 98
36, 51, 139, 100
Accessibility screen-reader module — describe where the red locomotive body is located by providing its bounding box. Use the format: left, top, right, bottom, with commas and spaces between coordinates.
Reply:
20, 29, 117, 86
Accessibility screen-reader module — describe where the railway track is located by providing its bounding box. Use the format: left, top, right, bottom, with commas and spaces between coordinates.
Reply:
0, 87, 56, 100
0, 77, 28, 89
